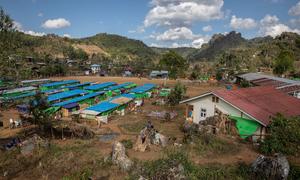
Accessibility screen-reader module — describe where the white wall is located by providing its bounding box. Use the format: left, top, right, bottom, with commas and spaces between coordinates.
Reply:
187, 94, 252, 124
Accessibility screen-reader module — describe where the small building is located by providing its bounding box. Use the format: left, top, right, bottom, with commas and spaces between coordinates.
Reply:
91, 64, 101, 74
180, 86, 300, 141
123, 70, 132, 77
150, 70, 168, 79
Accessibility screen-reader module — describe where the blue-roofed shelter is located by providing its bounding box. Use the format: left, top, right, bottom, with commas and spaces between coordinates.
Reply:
40, 80, 80, 90
47, 89, 88, 103
84, 82, 116, 92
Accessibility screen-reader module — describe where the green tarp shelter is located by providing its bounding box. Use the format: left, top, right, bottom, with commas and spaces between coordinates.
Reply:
44, 106, 61, 115
229, 116, 260, 139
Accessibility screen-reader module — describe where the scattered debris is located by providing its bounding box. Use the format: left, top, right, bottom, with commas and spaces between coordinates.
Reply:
20, 134, 49, 156
112, 141, 133, 171
251, 154, 290, 179
147, 111, 177, 121
52, 122, 95, 139
134, 121, 168, 152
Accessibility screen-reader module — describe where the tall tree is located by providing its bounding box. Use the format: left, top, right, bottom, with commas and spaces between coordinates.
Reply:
159, 51, 187, 79
273, 50, 294, 75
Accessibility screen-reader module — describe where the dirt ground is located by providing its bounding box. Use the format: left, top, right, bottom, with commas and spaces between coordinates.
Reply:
0, 76, 276, 179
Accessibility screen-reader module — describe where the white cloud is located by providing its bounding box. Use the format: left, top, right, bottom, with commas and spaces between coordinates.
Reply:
144, 0, 224, 27
202, 25, 212, 32
192, 38, 207, 48
154, 27, 199, 41
25, 30, 46, 36
13, 21, 45, 36
38, 12, 43, 17
230, 15, 257, 30
289, 1, 300, 16
259, 14, 300, 37
63, 34, 71, 38
42, 18, 71, 29
13, 21, 22, 31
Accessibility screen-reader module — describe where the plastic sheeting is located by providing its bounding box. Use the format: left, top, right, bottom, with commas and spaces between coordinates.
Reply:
86, 101, 119, 113
229, 116, 260, 139
84, 82, 116, 91
47, 89, 88, 102
52, 91, 104, 107
130, 83, 156, 94
40, 80, 79, 88
106, 82, 133, 91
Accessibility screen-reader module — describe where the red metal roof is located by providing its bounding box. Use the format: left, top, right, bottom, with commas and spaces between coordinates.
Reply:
213, 86, 300, 126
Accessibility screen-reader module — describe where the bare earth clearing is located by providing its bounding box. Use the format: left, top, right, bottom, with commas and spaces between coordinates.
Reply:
1, 76, 296, 179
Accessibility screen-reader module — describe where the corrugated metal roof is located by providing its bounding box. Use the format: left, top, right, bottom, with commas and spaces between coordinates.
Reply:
52, 91, 104, 107
41, 80, 80, 87
47, 89, 88, 102
130, 83, 156, 94
2, 86, 37, 94
238, 72, 300, 85
213, 86, 300, 126
10, 91, 36, 100
21, 79, 50, 84
84, 82, 116, 90
86, 101, 119, 113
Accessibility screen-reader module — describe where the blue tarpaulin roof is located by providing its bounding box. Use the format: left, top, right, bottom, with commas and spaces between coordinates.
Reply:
130, 83, 156, 94
84, 82, 116, 91
52, 91, 105, 107
41, 80, 79, 87
62, 102, 79, 109
86, 101, 119, 113
47, 89, 88, 102
64, 82, 91, 89
106, 82, 133, 91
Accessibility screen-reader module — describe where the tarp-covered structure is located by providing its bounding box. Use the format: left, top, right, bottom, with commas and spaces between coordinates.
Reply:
47, 89, 88, 103
40, 80, 79, 90
52, 91, 105, 107
130, 83, 156, 98
1, 86, 37, 98
229, 116, 260, 139
84, 82, 116, 92
64, 82, 92, 90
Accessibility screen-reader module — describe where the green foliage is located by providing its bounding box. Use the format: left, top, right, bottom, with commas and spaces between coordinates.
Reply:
189, 71, 199, 80
121, 139, 133, 149
239, 79, 251, 88
0, 7, 14, 32
273, 50, 295, 75
260, 114, 300, 155
289, 164, 300, 180
216, 71, 223, 81
128, 150, 250, 179
29, 92, 52, 130
159, 51, 188, 79
63, 46, 88, 60
168, 82, 186, 106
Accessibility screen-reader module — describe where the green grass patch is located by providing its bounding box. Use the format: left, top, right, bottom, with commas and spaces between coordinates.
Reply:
120, 121, 146, 133
121, 139, 133, 149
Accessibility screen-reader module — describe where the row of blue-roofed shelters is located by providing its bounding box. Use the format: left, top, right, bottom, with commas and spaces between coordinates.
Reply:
47, 89, 88, 103
40, 80, 80, 90
129, 83, 156, 98
84, 82, 116, 92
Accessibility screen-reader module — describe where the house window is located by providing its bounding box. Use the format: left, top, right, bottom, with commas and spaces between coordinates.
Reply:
200, 108, 207, 118
212, 96, 219, 103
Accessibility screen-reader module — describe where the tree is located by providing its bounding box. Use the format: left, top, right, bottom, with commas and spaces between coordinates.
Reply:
260, 114, 300, 155
273, 51, 294, 75
29, 92, 53, 133
159, 51, 187, 79
0, 7, 14, 32
168, 82, 186, 106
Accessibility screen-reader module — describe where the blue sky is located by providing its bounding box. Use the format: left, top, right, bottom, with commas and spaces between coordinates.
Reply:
1, 0, 300, 48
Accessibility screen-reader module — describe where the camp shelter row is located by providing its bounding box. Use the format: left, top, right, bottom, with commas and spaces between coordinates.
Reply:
44, 83, 157, 120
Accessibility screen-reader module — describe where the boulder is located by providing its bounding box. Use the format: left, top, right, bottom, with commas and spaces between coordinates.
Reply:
251, 154, 290, 180
112, 141, 133, 171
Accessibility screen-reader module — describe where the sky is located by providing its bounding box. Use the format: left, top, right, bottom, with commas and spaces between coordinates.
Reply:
1, 0, 300, 48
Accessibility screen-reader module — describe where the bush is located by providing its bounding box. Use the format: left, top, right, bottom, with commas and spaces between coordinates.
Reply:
121, 139, 133, 149
168, 82, 186, 106
260, 114, 300, 155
